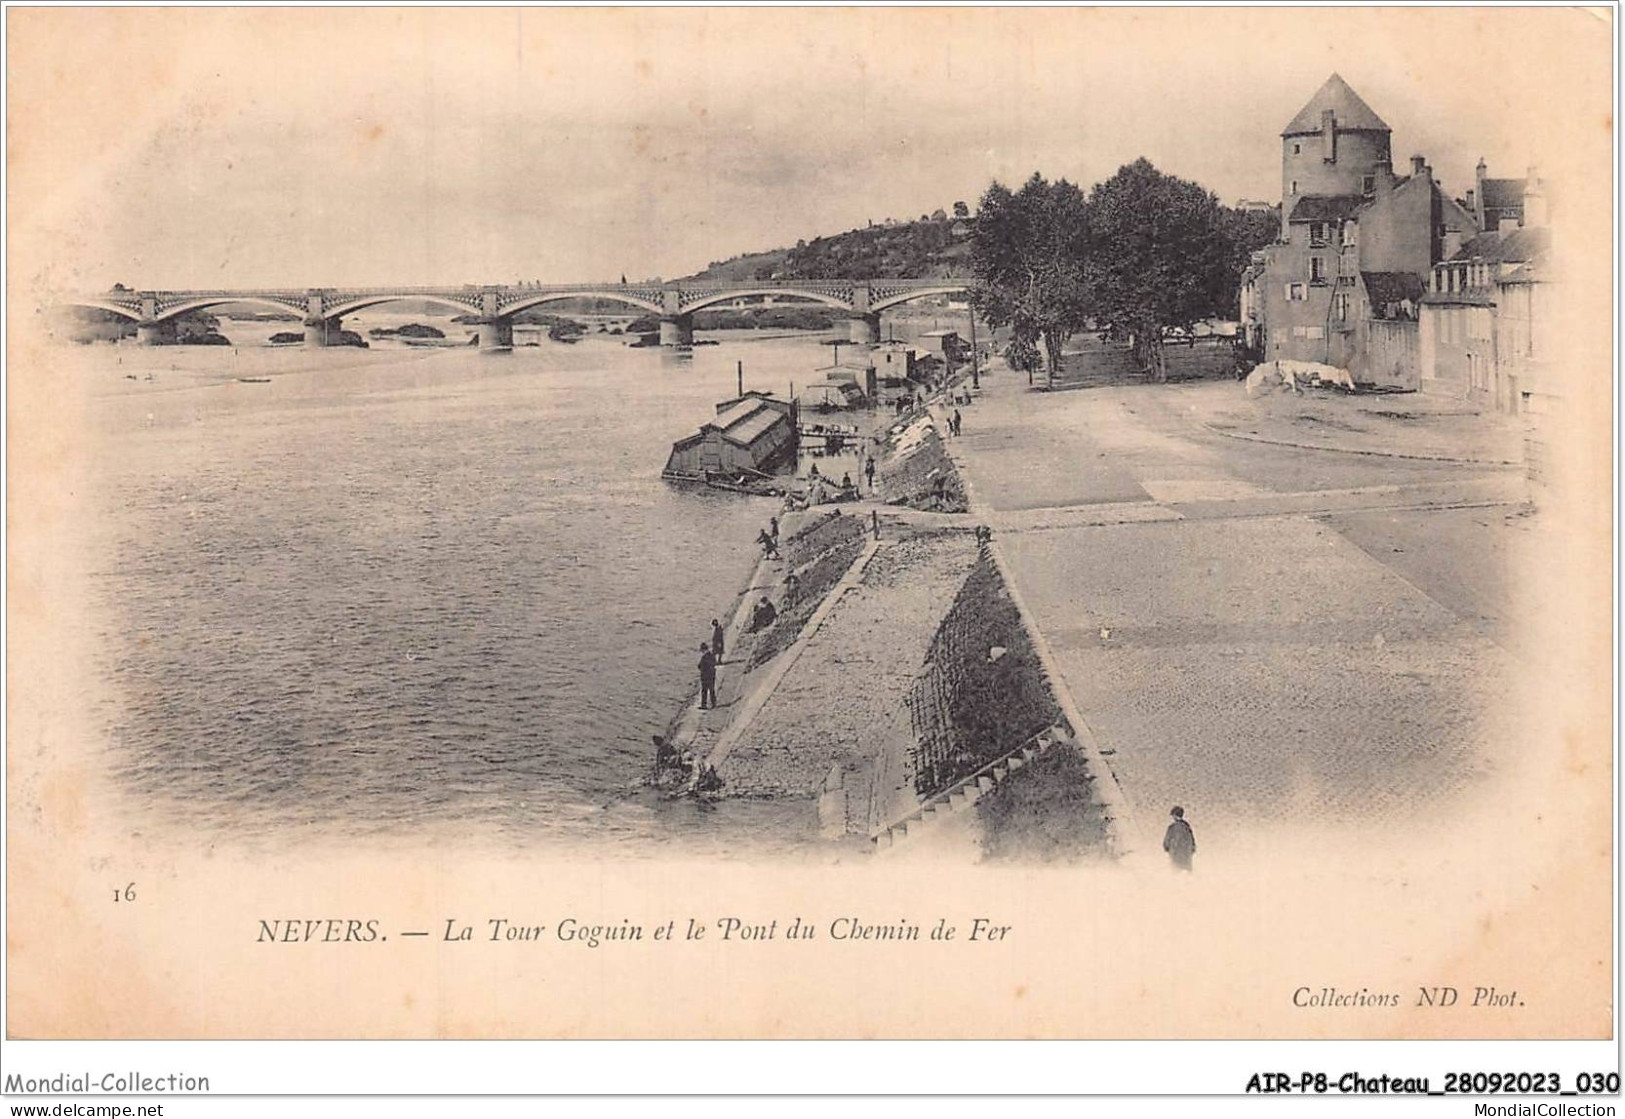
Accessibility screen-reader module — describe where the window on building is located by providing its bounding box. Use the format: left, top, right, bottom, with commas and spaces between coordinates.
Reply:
1310, 257, 1326, 285
1290, 180, 1299, 195
1362, 174, 1376, 195
1292, 143, 1302, 155
1332, 293, 1349, 322
1337, 274, 1357, 287
1341, 222, 1358, 248
1309, 222, 1329, 247
1286, 283, 1306, 302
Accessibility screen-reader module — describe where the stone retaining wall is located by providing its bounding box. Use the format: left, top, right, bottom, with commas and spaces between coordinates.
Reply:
904, 548, 1060, 798
880, 424, 967, 513
746, 536, 867, 671
782, 509, 867, 569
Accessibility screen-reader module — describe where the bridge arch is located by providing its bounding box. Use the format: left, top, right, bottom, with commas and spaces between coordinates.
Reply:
497, 290, 666, 318
679, 287, 857, 315
63, 299, 145, 322
869, 284, 971, 314
320, 294, 487, 321
146, 295, 311, 323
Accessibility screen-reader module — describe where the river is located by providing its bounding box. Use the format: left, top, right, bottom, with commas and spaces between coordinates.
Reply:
70, 308, 961, 856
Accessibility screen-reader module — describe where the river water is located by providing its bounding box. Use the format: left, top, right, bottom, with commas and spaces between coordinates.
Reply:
72, 310, 947, 855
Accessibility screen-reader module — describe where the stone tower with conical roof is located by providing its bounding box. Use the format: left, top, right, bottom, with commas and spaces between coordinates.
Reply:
1280, 74, 1393, 238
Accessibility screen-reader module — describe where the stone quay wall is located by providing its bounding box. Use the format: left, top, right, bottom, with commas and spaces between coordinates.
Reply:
904, 548, 1061, 799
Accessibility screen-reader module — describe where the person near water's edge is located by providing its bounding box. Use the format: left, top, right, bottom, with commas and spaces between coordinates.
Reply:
710, 619, 725, 661
698, 644, 718, 709
1163, 806, 1196, 871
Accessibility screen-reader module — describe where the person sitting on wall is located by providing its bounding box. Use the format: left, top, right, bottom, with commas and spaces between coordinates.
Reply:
750, 596, 778, 631
695, 764, 724, 795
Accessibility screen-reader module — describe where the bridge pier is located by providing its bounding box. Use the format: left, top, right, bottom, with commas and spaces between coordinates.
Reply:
135, 320, 175, 346
659, 315, 694, 347
304, 316, 343, 347
848, 313, 881, 345
475, 317, 514, 352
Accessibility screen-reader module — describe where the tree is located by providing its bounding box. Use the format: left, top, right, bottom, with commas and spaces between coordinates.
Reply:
1216, 205, 1279, 314
969, 173, 1092, 384
953, 201, 970, 220
1003, 334, 1043, 385
1084, 159, 1236, 382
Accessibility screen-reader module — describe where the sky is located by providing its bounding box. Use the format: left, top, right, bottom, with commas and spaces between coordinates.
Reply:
9, 7, 1612, 291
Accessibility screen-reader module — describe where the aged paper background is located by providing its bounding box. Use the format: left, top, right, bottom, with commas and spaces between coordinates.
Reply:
5, 6, 1614, 1040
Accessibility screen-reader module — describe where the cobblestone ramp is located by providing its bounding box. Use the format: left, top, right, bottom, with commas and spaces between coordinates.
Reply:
716, 531, 982, 834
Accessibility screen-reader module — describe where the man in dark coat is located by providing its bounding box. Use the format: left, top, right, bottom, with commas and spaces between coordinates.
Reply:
698, 644, 718, 709
1163, 806, 1196, 871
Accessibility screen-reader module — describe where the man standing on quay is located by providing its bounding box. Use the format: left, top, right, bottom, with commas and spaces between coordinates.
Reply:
1163, 806, 1196, 871
698, 643, 718, 710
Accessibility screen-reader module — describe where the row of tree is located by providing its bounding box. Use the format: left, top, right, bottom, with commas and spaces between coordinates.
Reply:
970, 160, 1276, 383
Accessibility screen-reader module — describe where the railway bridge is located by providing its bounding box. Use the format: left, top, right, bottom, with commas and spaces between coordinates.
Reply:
64, 279, 971, 349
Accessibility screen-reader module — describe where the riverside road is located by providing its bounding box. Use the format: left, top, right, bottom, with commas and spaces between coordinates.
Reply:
939, 371, 1532, 857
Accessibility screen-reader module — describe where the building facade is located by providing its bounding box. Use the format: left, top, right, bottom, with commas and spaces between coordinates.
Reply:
1419, 212, 1551, 412
1259, 75, 1486, 387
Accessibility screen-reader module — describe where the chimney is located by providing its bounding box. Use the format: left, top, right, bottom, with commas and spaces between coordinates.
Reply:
1321, 109, 1337, 163
1410, 155, 1428, 179
1475, 158, 1489, 231
1373, 157, 1396, 195
1464, 189, 1476, 212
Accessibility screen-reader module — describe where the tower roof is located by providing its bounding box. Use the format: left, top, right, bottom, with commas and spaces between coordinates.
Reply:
1281, 73, 1391, 136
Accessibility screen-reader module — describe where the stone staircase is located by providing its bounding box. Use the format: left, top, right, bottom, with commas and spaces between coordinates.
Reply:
872, 724, 1067, 854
